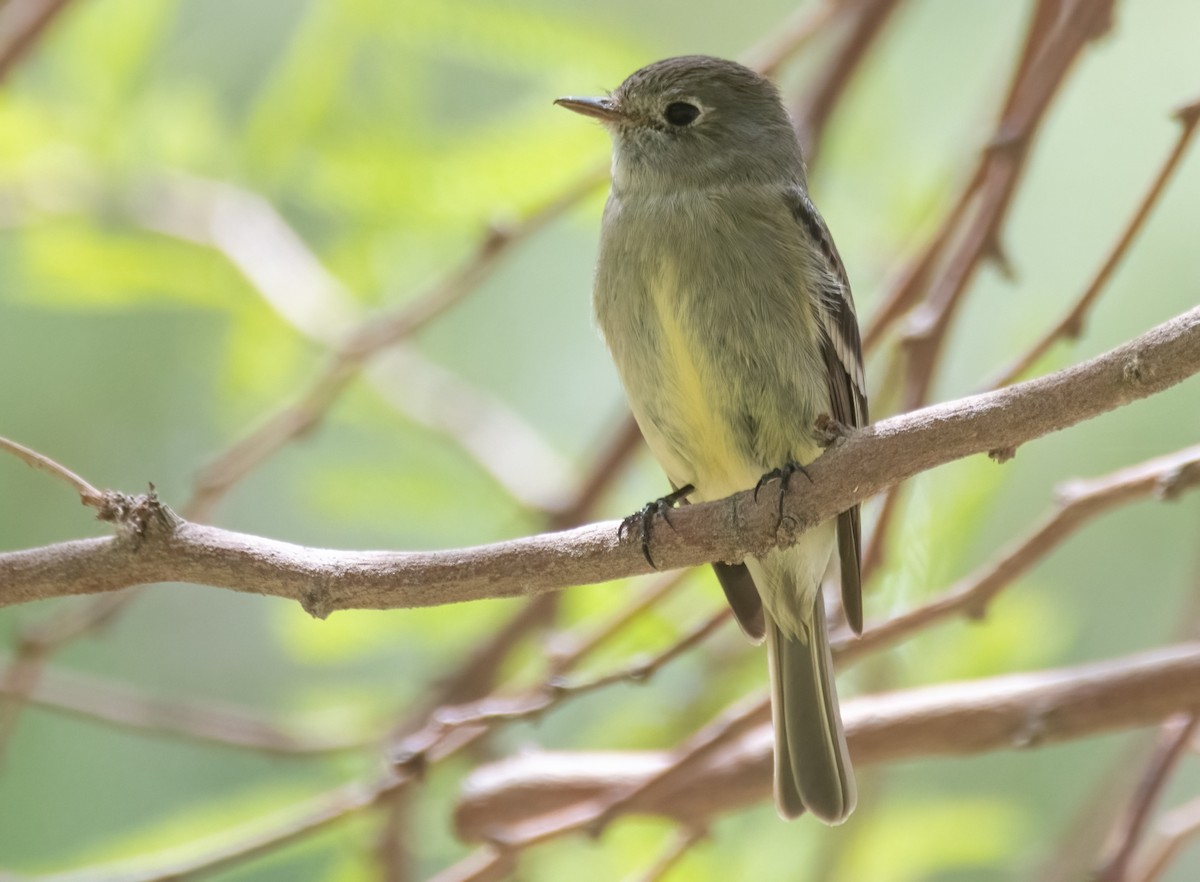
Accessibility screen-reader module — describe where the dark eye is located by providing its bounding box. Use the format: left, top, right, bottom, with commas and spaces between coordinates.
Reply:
663, 102, 700, 127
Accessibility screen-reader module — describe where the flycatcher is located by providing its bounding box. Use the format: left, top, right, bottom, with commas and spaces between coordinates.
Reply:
557, 55, 867, 824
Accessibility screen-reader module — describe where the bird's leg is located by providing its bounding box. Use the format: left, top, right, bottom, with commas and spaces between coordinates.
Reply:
814, 413, 850, 447
754, 462, 814, 523
619, 483, 695, 568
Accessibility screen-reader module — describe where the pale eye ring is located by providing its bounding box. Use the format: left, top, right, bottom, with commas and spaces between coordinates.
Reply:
663, 102, 700, 127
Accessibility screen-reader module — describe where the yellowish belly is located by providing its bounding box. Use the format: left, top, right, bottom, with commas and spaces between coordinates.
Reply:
632, 262, 761, 501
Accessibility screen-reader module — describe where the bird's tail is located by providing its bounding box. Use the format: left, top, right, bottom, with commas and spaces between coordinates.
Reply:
766, 583, 856, 823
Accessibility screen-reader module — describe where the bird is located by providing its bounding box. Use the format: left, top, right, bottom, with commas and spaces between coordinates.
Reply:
556, 55, 867, 823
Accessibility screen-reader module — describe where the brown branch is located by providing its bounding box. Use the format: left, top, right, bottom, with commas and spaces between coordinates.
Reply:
1, 306, 1195, 613
0, 434, 106, 507
454, 643, 1200, 839
430, 606, 730, 734
544, 570, 690, 674
1130, 795, 1200, 882
0, 0, 75, 82
424, 847, 514, 882
1093, 714, 1200, 882
837, 443, 1200, 662
899, 0, 1114, 412
740, 0, 839, 77
984, 95, 1200, 390
0, 166, 615, 755
442, 693, 770, 876
860, 0, 1114, 588
861, 0, 1067, 353
790, 0, 904, 162
186, 164, 608, 525
44, 639, 1200, 882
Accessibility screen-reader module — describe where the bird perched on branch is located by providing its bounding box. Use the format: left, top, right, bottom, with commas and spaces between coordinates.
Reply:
558, 55, 868, 823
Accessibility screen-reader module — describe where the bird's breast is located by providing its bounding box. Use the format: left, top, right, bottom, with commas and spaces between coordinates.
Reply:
594, 191, 827, 499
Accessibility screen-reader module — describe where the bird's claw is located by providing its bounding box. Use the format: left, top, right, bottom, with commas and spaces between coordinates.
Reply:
753, 462, 812, 523
619, 484, 694, 568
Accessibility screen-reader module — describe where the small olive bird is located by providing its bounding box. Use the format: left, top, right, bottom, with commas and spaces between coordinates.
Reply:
557, 56, 867, 823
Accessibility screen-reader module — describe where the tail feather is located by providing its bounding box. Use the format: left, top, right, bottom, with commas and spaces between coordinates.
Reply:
767, 586, 856, 824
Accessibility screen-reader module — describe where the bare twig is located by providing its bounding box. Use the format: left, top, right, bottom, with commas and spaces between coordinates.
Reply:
0, 0, 75, 82
860, 0, 1117, 575
1129, 795, 1200, 882
431, 607, 730, 733
38, 639, 1200, 882
898, 0, 1115, 412
0, 434, 106, 507
861, 0, 1069, 353
187, 164, 608, 524
1093, 714, 1200, 882
985, 94, 1200, 390
790, 0, 904, 161
838, 443, 1200, 662
0, 167, 608, 755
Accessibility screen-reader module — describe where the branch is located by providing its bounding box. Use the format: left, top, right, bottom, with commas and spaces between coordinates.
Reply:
0, 0, 75, 82
1, 306, 1196, 612
453, 643, 1200, 839
1094, 714, 1200, 881
0, 435, 106, 507
984, 95, 1200, 390
186, 164, 607, 524
790, 0, 903, 162
1131, 795, 1200, 882
836, 442, 1200, 662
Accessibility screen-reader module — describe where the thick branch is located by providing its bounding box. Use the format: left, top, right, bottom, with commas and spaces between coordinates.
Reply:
454, 643, 1200, 838
1, 306, 1197, 613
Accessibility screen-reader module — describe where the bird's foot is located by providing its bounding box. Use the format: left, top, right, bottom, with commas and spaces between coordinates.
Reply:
619, 484, 694, 568
814, 413, 850, 446
753, 461, 813, 523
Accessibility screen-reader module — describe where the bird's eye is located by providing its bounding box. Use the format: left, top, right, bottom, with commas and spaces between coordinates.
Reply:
663, 102, 700, 127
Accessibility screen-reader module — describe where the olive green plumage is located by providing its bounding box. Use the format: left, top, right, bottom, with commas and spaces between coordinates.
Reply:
558, 56, 867, 823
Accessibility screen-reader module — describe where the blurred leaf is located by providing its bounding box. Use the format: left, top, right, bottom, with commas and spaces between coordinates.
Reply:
833, 797, 1025, 882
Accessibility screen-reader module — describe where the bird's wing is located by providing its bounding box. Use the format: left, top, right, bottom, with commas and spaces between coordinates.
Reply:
789, 189, 868, 634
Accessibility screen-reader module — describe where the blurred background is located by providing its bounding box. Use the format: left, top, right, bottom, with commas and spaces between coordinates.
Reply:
1, 0, 1198, 879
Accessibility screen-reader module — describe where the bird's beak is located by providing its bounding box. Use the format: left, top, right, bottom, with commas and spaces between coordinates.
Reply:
554, 96, 622, 123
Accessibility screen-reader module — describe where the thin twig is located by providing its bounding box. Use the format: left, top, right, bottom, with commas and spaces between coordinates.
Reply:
187, 164, 608, 524
984, 94, 1200, 390
790, 0, 904, 162
838, 444, 1200, 663
860, 0, 1116, 576
545, 570, 692, 676
0, 434, 106, 508
1129, 795, 1200, 882
0, 0, 75, 82
623, 827, 706, 882
1093, 714, 1200, 882
899, 0, 1115, 412
431, 607, 730, 733
740, 0, 840, 77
